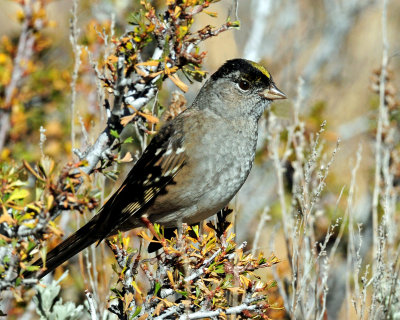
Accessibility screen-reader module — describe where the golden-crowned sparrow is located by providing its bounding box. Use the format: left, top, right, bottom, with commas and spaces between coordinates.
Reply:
30, 58, 286, 278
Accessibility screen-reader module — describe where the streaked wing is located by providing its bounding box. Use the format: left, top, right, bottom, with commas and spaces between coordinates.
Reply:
96, 121, 186, 238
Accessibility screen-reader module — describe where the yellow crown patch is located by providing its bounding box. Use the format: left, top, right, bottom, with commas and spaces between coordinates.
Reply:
249, 61, 271, 79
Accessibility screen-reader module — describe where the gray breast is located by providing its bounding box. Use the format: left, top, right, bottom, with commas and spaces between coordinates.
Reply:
187, 117, 258, 217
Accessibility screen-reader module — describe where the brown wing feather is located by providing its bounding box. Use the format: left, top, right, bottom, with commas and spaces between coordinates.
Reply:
95, 120, 187, 239
27, 118, 187, 279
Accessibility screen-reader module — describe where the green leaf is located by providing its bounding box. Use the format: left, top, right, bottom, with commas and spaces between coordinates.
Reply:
229, 20, 240, 29
124, 137, 134, 144
130, 306, 142, 319
104, 171, 119, 181
111, 263, 119, 274
110, 130, 120, 139
176, 290, 188, 297
258, 257, 266, 264
25, 265, 40, 272
203, 11, 218, 17
9, 180, 27, 188
213, 264, 225, 274
192, 225, 199, 238
154, 281, 161, 296
27, 240, 37, 252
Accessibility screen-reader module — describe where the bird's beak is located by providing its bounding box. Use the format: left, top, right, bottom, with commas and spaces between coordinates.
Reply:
261, 82, 287, 100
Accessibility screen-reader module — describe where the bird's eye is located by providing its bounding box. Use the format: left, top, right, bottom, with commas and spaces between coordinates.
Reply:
238, 79, 250, 91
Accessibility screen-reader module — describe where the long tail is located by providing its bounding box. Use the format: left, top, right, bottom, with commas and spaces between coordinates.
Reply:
26, 216, 100, 279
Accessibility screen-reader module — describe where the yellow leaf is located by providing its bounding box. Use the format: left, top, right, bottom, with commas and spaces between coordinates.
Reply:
22, 223, 35, 229
131, 281, 142, 295
203, 11, 218, 17
1, 148, 10, 160
26, 203, 41, 213
157, 297, 174, 308
47, 194, 54, 210
0, 53, 8, 64
138, 230, 153, 241
7, 189, 29, 203
20, 212, 34, 221
167, 270, 175, 286
12, 289, 23, 302
239, 275, 250, 287
122, 236, 131, 248
174, 6, 181, 17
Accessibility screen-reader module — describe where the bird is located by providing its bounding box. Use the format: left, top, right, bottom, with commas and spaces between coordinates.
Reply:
28, 58, 286, 279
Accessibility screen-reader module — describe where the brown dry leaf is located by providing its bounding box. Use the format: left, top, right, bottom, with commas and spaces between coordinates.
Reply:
123, 292, 134, 313
154, 302, 163, 316
226, 286, 245, 294
163, 92, 187, 121
137, 313, 148, 320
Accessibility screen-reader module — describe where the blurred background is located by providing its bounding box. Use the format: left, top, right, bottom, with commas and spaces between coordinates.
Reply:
1, 0, 400, 319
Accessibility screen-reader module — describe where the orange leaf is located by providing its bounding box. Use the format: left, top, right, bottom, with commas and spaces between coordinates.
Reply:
135, 60, 160, 67
148, 70, 163, 78
120, 152, 133, 163
134, 66, 149, 77
138, 111, 159, 124
107, 55, 119, 63
168, 74, 188, 92
23, 160, 45, 181
121, 114, 136, 126
0, 211, 15, 224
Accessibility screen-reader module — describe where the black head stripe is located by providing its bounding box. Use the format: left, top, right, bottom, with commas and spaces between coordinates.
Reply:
211, 59, 272, 87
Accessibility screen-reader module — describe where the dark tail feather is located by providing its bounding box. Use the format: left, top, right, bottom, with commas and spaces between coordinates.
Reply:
26, 217, 99, 279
